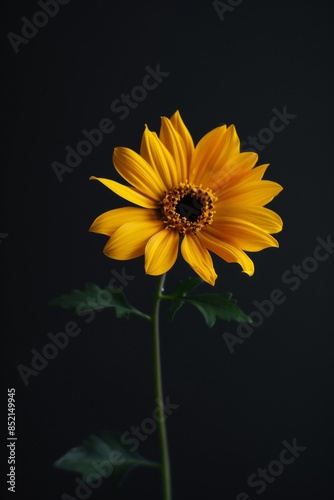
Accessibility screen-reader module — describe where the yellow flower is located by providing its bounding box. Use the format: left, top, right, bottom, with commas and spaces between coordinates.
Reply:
89, 111, 283, 285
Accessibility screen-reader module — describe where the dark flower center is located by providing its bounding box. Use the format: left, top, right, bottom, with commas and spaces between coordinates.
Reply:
160, 182, 217, 234
175, 194, 202, 222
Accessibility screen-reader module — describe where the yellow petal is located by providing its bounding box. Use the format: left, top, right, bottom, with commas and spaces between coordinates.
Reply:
199, 230, 255, 276
145, 229, 179, 275
210, 218, 279, 251
246, 164, 270, 181
190, 124, 240, 186
214, 163, 269, 198
90, 176, 157, 208
103, 220, 164, 260
140, 126, 178, 189
181, 232, 218, 286
206, 152, 259, 194
169, 110, 194, 167
218, 180, 283, 207
215, 206, 283, 234
113, 147, 166, 200
159, 117, 188, 182
89, 207, 159, 236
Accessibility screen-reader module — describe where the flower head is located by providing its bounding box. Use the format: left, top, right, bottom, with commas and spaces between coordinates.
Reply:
90, 111, 283, 285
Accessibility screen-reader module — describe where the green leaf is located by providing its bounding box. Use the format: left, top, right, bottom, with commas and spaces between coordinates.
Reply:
166, 277, 204, 320
49, 282, 147, 320
179, 293, 251, 327
54, 431, 159, 487
168, 276, 204, 298
165, 278, 250, 326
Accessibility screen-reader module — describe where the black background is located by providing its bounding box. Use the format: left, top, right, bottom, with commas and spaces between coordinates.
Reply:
2, 1, 334, 499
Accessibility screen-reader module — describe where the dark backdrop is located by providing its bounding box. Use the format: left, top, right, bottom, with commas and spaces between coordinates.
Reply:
2, 1, 333, 499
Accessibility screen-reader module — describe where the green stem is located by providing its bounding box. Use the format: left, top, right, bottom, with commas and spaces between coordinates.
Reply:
151, 273, 172, 500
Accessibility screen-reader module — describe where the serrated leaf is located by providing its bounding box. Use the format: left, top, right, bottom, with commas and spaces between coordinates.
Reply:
54, 431, 159, 487
169, 292, 251, 327
49, 282, 141, 319
167, 277, 204, 320
168, 277, 204, 298
182, 293, 251, 327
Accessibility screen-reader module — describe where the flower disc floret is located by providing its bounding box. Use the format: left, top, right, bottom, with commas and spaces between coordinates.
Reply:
160, 182, 217, 234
